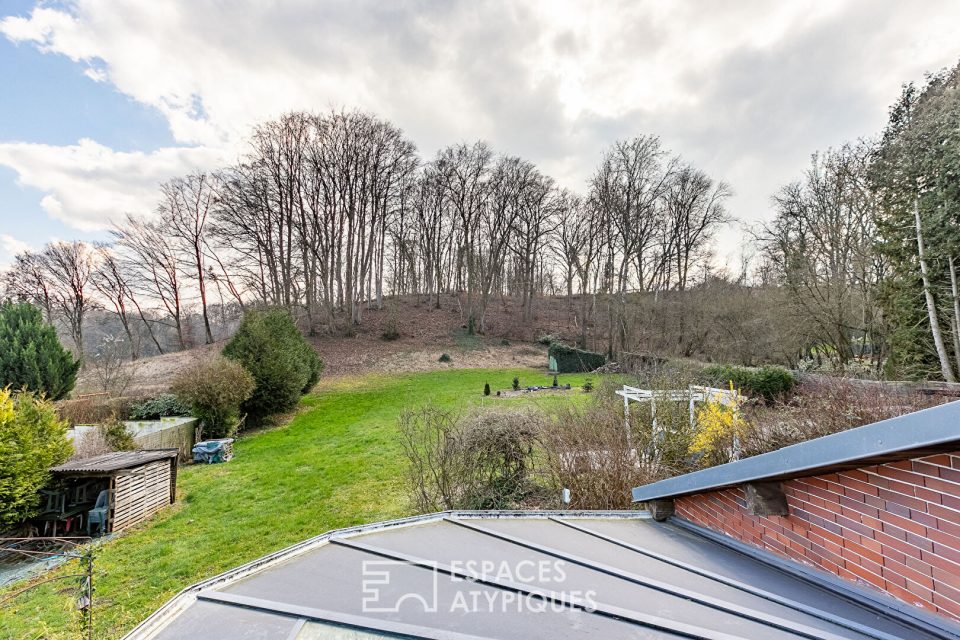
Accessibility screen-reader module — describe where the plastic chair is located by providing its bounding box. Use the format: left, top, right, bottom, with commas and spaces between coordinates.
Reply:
87, 490, 110, 536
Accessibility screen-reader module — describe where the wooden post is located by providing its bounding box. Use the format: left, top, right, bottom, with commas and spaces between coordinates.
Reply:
623, 394, 633, 451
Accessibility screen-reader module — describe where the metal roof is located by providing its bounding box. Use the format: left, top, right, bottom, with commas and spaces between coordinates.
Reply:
124, 511, 959, 640
51, 449, 178, 474
633, 399, 960, 503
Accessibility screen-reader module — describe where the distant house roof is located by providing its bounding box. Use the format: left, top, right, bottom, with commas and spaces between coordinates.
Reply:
125, 511, 952, 640
632, 399, 960, 503
51, 449, 178, 475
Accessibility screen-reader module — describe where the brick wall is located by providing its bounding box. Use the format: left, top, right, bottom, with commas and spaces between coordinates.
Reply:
674, 451, 960, 622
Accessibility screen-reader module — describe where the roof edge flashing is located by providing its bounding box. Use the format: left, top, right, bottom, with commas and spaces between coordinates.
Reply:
632, 399, 960, 503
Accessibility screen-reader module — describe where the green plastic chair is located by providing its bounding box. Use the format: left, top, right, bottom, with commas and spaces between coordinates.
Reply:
87, 490, 109, 536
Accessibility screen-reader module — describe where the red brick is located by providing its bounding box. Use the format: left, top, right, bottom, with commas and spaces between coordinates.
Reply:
918, 454, 952, 467
879, 487, 927, 512
877, 466, 927, 487
885, 582, 934, 611
844, 562, 885, 590
879, 511, 927, 537
938, 465, 960, 484
925, 476, 960, 498
912, 460, 943, 478
881, 557, 934, 589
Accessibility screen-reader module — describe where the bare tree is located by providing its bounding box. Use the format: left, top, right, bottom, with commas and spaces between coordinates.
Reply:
761, 145, 882, 369
161, 172, 216, 343
91, 244, 141, 359
2, 251, 54, 321
665, 165, 731, 290
113, 214, 188, 350
37, 241, 96, 358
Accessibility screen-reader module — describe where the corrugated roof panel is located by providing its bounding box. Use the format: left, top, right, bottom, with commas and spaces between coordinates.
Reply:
51, 450, 178, 474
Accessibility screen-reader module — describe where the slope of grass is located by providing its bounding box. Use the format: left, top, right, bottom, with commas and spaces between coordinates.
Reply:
1, 367, 591, 639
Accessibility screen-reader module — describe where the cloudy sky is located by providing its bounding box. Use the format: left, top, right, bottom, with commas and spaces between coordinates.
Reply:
1, 0, 958, 268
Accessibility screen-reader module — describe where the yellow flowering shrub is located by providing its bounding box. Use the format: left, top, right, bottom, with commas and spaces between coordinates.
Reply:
690, 387, 748, 468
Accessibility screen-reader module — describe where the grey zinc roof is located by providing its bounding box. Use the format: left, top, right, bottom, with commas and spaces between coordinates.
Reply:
51, 449, 178, 474
632, 400, 960, 504
125, 512, 958, 640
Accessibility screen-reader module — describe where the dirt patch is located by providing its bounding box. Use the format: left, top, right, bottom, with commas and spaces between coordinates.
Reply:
75, 342, 222, 397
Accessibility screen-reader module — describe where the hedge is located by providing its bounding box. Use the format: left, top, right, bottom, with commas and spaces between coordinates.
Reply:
702, 364, 795, 403
548, 343, 606, 373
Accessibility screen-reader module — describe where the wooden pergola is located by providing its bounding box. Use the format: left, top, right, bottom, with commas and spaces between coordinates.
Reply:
615, 385, 742, 456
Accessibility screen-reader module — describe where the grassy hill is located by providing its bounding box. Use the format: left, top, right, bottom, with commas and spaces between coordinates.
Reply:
2, 367, 591, 640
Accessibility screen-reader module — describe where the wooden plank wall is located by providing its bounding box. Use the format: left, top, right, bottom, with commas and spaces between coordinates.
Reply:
111, 460, 173, 531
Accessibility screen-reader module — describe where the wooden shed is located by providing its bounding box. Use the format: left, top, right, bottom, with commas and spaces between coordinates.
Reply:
48, 450, 178, 534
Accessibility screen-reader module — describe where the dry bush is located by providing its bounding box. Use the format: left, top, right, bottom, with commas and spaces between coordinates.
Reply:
398, 405, 541, 512
69, 425, 115, 459
537, 376, 698, 509
67, 415, 137, 460
86, 337, 141, 396
171, 354, 254, 439
57, 395, 142, 426
538, 401, 651, 510
743, 377, 943, 456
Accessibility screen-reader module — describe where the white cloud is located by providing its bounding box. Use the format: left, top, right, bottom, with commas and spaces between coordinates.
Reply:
1, 0, 960, 251
1, 233, 30, 256
0, 139, 225, 231
0, 234, 31, 270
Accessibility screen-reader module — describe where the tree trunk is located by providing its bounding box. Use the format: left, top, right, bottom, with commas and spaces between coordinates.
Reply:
915, 202, 956, 381
950, 256, 960, 374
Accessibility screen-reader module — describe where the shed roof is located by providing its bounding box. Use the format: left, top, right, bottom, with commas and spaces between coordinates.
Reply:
51, 449, 178, 475
632, 399, 960, 503
124, 511, 958, 640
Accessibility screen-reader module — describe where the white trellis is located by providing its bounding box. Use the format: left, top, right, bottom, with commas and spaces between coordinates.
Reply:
615, 384, 742, 459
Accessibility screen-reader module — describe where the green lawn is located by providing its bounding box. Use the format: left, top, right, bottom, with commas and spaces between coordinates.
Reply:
1, 367, 592, 640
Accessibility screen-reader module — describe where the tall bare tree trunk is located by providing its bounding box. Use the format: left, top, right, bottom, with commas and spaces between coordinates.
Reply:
915, 202, 956, 381
949, 255, 960, 374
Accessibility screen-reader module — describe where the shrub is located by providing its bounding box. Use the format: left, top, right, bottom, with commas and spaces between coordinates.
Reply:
0, 302, 80, 400
438, 353, 452, 363
223, 308, 323, 419
0, 388, 72, 527
98, 416, 136, 451
582, 378, 594, 393
129, 394, 191, 420
57, 396, 139, 426
741, 377, 942, 457
483, 383, 491, 396
548, 343, 606, 373
171, 355, 255, 438
537, 333, 559, 346
690, 399, 748, 468
512, 376, 520, 391
539, 397, 659, 510
381, 306, 401, 341
398, 405, 540, 512
702, 364, 794, 404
